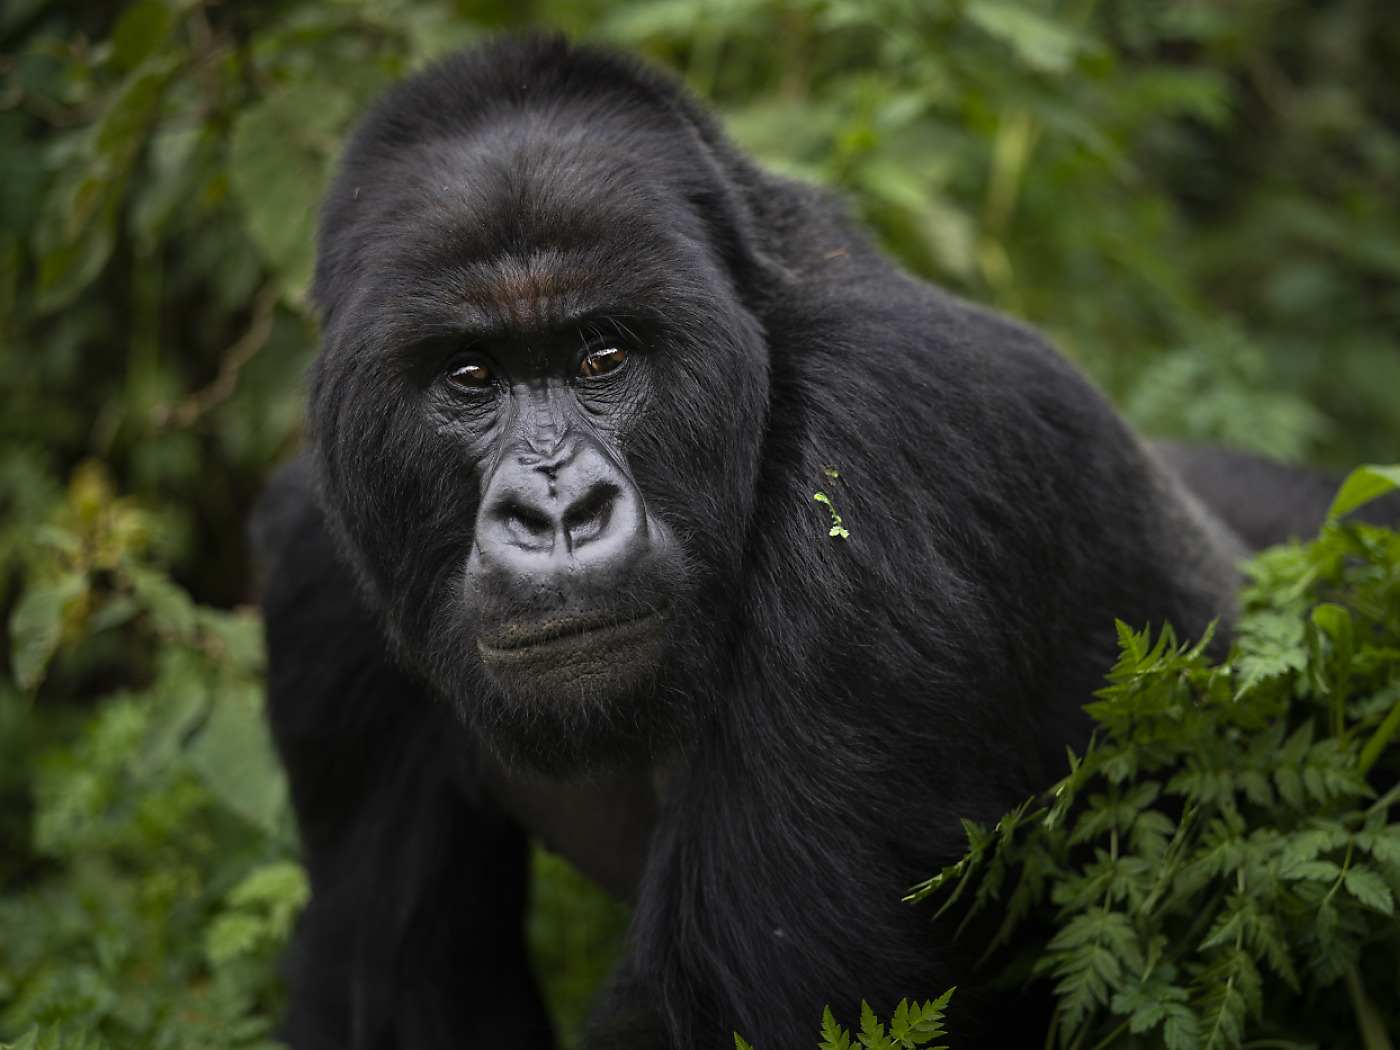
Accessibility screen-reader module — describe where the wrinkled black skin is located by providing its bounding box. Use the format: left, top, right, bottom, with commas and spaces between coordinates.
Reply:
253, 36, 1329, 1050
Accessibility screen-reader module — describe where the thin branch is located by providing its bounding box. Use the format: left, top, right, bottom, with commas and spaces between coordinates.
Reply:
164, 281, 280, 427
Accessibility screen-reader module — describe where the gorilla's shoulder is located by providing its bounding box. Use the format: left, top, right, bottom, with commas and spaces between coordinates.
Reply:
248, 457, 323, 583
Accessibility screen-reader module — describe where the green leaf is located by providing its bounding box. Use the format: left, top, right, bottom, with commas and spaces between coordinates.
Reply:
205, 860, 310, 965
1310, 603, 1353, 655
857, 1000, 893, 1050
110, 0, 176, 71
1111, 973, 1195, 1040
186, 684, 288, 832
9, 573, 87, 691
36, 52, 185, 313
819, 1005, 853, 1050
228, 82, 351, 300
965, 0, 1089, 73
889, 991, 955, 1049
204, 912, 264, 965
1234, 610, 1307, 696
227, 860, 309, 913
1042, 911, 1143, 1038
34, 196, 118, 316
1343, 866, 1394, 914
1162, 1004, 1204, 1050
1327, 465, 1400, 519
1194, 950, 1260, 1050
128, 565, 198, 638
1283, 859, 1341, 882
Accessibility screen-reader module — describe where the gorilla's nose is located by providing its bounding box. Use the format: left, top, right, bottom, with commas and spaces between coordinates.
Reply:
471, 440, 649, 576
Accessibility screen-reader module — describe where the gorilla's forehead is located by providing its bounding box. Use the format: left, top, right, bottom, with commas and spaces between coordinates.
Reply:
348, 119, 725, 336
386, 113, 701, 252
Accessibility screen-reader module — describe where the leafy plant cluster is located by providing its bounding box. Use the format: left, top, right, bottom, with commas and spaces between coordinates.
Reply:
914, 473, 1400, 1050
0, 460, 301, 1049
3, 1, 1400, 1048
613, 0, 1400, 468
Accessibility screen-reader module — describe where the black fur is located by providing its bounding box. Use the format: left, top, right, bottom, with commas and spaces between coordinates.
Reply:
256, 35, 1287, 1050
1154, 442, 1400, 549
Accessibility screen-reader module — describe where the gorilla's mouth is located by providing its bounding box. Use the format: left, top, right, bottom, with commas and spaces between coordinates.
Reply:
476, 607, 670, 658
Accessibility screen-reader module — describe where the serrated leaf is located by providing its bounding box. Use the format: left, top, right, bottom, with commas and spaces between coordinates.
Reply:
883, 993, 953, 1047
1194, 950, 1259, 1050
1043, 911, 1143, 1038
1343, 866, 1394, 914
1162, 1004, 1203, 1050
820, 1005, 853, 1050
1111, 972, 1189, 1032
1235, 611, 1307, 695
1282, 859, 1342, 882
1357, 823, 1400, 865
857, 1000, 892, 1050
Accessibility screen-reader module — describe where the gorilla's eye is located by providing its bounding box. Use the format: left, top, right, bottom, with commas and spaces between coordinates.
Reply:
578, 344, 628, 379
448, 361, 494, 390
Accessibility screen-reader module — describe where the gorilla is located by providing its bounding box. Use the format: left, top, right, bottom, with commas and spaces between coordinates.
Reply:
252, 34, 1358, 1050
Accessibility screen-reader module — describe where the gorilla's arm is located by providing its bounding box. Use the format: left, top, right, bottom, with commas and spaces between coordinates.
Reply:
253, 462, 554, 1050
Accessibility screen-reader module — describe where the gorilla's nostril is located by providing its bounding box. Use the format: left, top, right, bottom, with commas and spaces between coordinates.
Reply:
563, 483, 619, 543
500, 501, 553, 537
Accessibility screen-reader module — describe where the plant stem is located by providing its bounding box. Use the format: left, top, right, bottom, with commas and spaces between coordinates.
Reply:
1358, 695, 1400, 776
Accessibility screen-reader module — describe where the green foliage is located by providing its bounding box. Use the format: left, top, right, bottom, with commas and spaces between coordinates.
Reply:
913, 474, 1400, 1050
527, 845, 632, 1050
1330, 466, 1400, 522
813, 492, 850, 540
606, 0, 1400, 468
735, 992, 954, 1050
3, 0, 1399, 1047
3, 1024, 109, 1050
814, 467, 851, 540
0, 462, 297, 1048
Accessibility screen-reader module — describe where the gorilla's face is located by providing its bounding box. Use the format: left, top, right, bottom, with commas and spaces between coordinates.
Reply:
455, 330, 679, 709
306, 112, 770, 774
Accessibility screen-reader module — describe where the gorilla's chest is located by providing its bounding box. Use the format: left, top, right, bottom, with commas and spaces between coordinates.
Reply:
482, 757, 663, 901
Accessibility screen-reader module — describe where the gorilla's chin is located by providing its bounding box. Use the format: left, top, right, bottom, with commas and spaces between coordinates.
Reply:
475, 607, 673, 705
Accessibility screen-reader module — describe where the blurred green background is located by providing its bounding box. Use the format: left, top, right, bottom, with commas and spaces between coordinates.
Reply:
1, 0, 1397, 1046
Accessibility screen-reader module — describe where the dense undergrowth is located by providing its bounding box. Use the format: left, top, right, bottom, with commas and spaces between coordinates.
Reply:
911, 472, 1400, 1050
3, 0, 1399, 1047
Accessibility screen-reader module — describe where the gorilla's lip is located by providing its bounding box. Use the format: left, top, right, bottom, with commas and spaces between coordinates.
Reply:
476, 607, 670, 656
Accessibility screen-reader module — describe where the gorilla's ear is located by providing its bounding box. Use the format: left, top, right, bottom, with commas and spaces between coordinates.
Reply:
690, 180, 794, 292
676, 120, 795, 294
